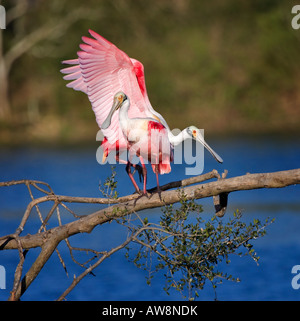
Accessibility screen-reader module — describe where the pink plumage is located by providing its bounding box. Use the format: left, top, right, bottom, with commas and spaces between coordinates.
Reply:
61, 30, 157, 149
61, 30, 174, 193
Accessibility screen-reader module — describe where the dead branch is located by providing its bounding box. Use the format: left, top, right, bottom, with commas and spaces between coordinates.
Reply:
1, 168, 299, 251
3, 5, 96, 73
0, 168, 299, 300
56, 228, 143, 301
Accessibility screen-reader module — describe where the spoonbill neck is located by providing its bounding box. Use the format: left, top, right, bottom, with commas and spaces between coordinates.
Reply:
168, 129, 190, 146
118, 100, 131, 131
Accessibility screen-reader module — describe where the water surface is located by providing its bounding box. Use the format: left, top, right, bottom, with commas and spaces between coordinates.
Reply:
0, 136, 299, 300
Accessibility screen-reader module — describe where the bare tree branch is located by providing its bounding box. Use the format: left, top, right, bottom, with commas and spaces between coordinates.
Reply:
4, 6, 93, 73
0, 168, 299, 300
6, 0, 29, 25
56, 229, 142, 301
1, 168, 299, 251
0, 1, 99, 118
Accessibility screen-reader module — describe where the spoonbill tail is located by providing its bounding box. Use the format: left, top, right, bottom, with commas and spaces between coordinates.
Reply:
61, 30, 223, 192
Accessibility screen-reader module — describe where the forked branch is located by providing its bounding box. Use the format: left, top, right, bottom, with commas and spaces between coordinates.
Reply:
0, 168, 299, 300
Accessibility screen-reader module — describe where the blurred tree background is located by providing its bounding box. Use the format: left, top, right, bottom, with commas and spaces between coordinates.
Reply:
0, 0, 299, 145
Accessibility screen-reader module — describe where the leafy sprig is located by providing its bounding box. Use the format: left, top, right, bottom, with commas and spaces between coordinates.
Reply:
125, 189, 274, 300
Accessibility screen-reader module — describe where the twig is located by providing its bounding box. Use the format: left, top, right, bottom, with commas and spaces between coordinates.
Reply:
56, 230, 141, 301
8, 238, 27, 301
64, 238, 104, 268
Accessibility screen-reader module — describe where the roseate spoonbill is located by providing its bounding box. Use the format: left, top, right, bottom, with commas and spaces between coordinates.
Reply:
61, 30, 223, 192
102, 91, 172, 194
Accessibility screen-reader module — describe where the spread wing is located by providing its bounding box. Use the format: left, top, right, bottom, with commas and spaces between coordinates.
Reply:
61, 29, 157, 145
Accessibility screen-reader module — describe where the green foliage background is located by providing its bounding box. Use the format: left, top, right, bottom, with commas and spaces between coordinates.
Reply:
1, 0, 300, 144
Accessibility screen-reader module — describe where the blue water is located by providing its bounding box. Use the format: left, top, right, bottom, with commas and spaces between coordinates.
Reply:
0, 136, 299, 301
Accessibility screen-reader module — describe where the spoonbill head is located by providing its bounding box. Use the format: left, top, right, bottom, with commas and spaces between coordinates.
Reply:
102, 92, 128, 129
185, 126, 223, 164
